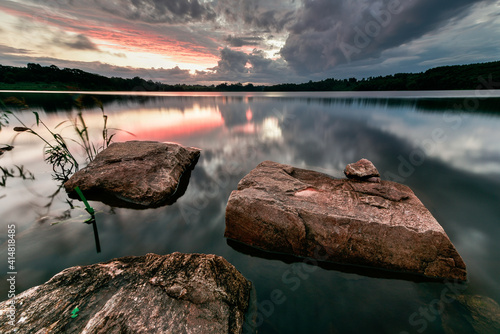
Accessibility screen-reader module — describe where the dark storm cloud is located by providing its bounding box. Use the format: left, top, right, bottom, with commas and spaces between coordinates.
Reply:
224, 35, 263, 47
204, 47, 293, 83
280, 0, 488, 74
60, 34, 98, 50
25, 0, 217, 24
214, 0, 296, 33
101, 0, 217, 23
243, 8, 295, 32
210, 47, 249, 74
247, 50, 274, 72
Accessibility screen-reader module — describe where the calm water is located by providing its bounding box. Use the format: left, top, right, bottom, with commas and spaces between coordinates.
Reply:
1, 91, 500, 333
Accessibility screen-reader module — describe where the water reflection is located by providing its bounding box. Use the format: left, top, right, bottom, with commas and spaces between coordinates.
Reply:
112, 106, 224, 141
227, 239, 442, 284
1, 92, 500, 333
3, 91, 500, 115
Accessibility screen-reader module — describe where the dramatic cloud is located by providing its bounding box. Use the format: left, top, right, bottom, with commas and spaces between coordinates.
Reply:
0, 0, 499, 83
214, 0, 297, 33
281, 0, 491, 74
211, 47, 249, 74
224, 35, 263, 47
58, 34, 98, 51
28, 0, 217, 24
206, 47, 293, 83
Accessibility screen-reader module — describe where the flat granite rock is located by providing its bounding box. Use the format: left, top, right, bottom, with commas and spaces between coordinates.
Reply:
0, 253, 252, 334
64, 141, 200, 208
224, 160, 467, 281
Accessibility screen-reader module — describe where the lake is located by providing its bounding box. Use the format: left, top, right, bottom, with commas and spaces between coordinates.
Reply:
1, 91, 500, 333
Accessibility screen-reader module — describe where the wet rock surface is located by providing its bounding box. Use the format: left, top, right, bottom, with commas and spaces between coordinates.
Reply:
64, 141, 200, 208
225, 160, 466, 281
0, 253, 252, 334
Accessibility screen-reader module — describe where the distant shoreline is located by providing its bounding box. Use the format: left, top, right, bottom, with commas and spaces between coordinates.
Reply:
1, 60, 499, 92
3, 90, 500, 100
2, 87, 500, 94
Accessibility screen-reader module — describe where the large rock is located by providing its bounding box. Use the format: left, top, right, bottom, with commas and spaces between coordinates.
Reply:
0, 253, 252, 334
64, 141, 200, 208
225, 160, 466, 281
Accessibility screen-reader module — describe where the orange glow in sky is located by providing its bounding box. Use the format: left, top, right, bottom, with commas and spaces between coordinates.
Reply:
0, 3, 219, 71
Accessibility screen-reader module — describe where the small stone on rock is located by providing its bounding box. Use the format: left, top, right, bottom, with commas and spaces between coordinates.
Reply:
344, 158, 380, 180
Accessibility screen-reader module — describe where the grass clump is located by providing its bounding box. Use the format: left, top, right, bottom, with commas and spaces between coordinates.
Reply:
1, 95, 120, 183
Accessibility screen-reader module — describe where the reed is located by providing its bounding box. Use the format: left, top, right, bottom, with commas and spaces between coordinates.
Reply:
0, 165, 35, 187
1, 96, 121, 182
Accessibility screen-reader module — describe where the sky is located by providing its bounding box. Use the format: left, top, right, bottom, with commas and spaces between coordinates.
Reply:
0, 0, 499, 85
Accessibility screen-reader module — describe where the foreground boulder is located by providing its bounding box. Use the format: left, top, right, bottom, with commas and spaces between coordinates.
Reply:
64, 141, 200, 208
225, 160, 466, 281
0, 253, 252, 334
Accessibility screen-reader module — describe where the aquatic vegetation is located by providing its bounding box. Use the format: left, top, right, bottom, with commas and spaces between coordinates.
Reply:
0, 96, 125, 231
0, 164, 35, 187
70, 95, 116, 163
1, 111, 35, 188
2, 97, 78, 182
1, 96, 120, 182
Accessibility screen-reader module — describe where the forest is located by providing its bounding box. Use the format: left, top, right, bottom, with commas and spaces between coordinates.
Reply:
0, 60, 499, 92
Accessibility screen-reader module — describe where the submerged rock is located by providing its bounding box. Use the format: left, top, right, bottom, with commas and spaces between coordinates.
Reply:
64, 141, 200, 208
225, 160, 466, 281
0, 253, 252, 334
442, 294, 500, 334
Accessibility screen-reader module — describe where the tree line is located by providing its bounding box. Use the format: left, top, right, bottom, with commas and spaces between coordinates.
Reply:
0, 61, 499, 92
